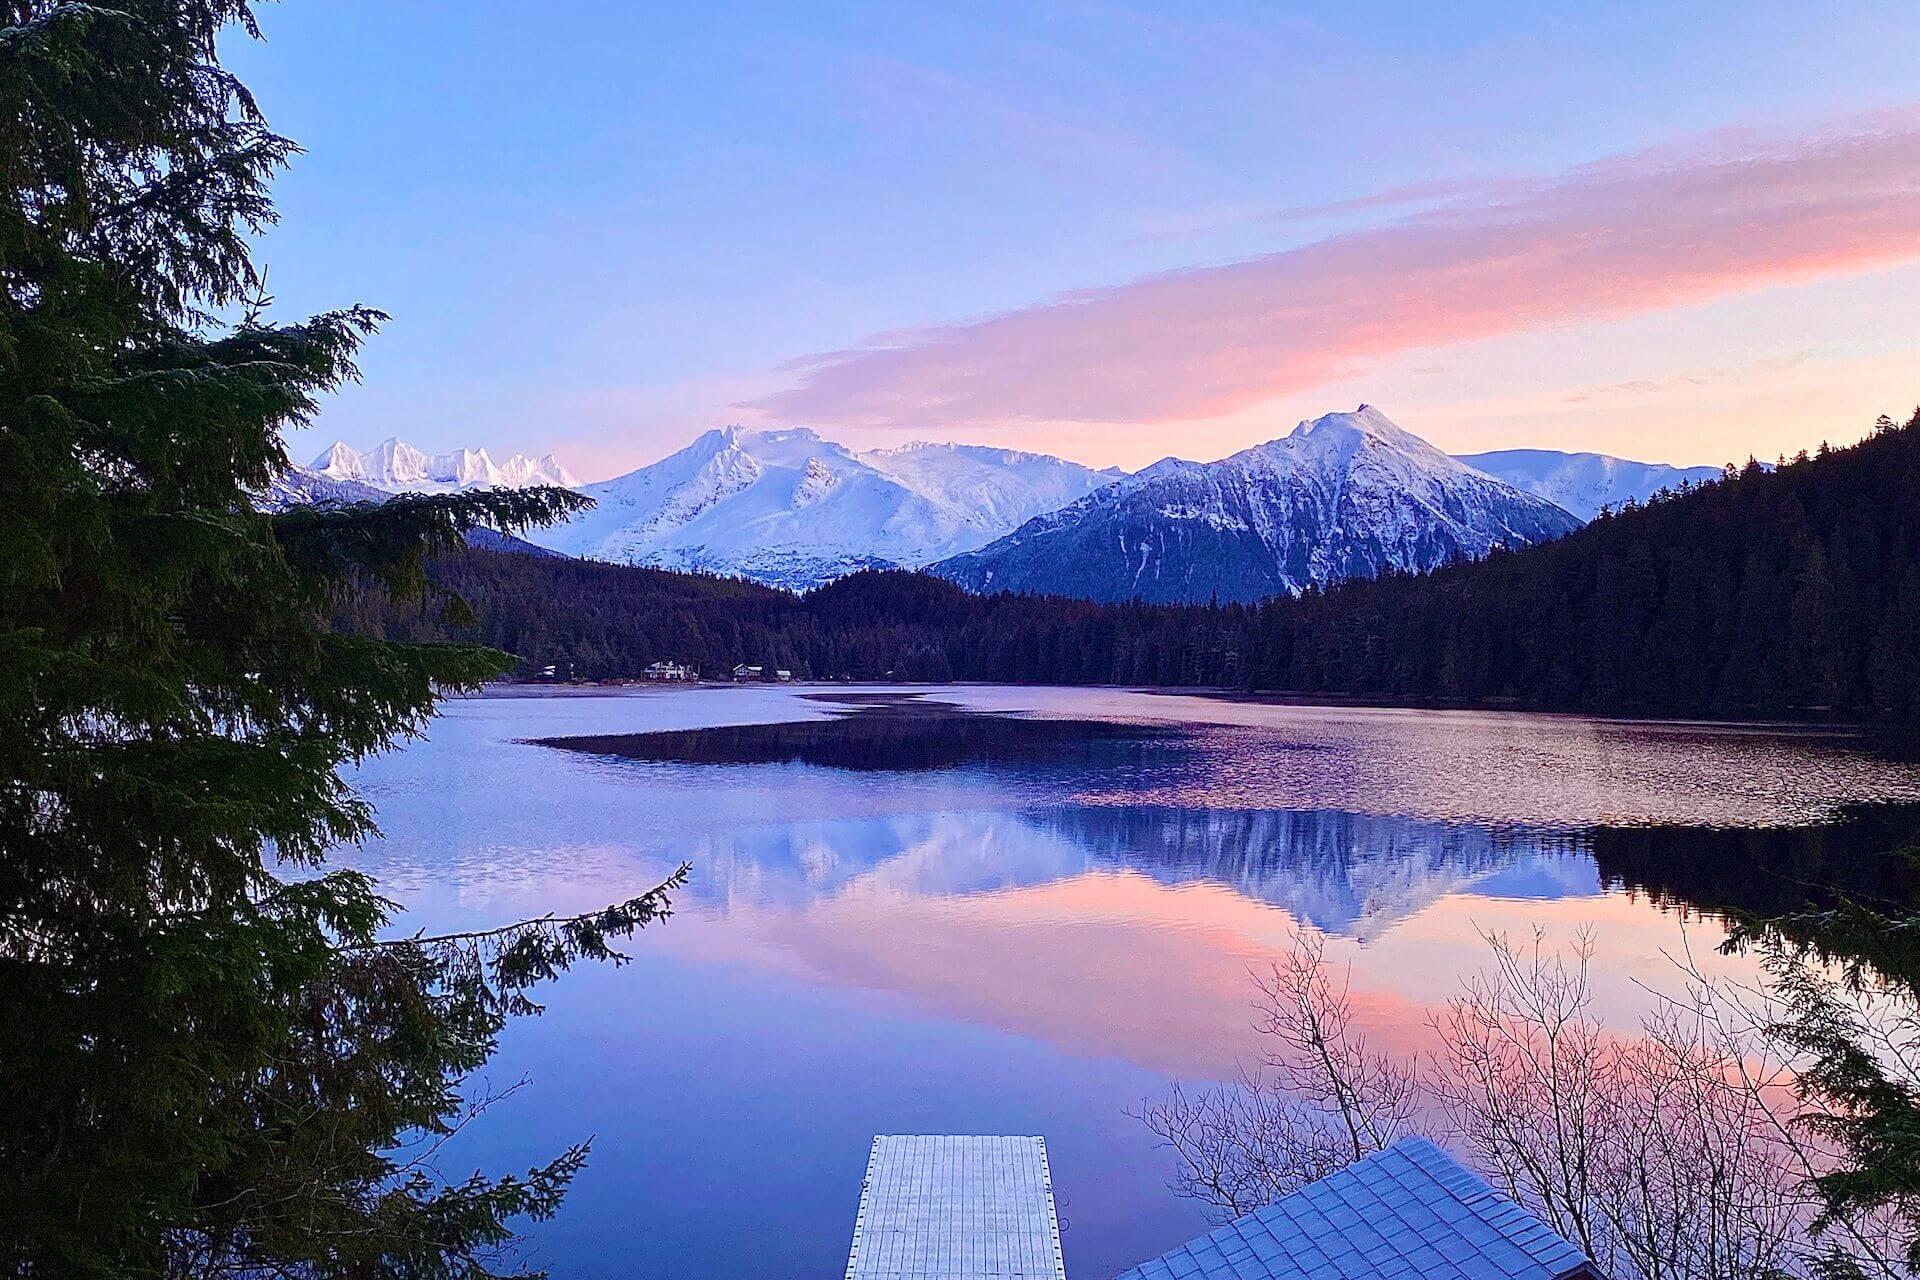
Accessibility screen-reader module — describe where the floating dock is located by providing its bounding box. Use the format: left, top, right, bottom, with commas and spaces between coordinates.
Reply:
844, 1135, 1068, 1279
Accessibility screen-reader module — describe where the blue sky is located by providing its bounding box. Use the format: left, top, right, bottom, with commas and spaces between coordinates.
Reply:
231, 2, 1920, 480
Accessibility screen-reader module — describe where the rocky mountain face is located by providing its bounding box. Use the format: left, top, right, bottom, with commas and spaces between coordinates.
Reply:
930, 406, 1583, 604
521, 426, 1122, 590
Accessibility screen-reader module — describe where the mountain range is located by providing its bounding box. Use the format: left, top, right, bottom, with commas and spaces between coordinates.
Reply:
276, 414, 1729, 601
522, 426, 1121, 590
254, 454, 563, 558
1456, 449, 1723, 521
312, 438, 578, 492
930, 407, 1583, 604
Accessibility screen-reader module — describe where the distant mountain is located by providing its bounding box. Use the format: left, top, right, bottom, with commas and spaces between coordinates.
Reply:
1456, 448, 1724, 521
257, 463, 389, 510
312, 438, 578, 492
523, 426, 1121, 590
930, 406, 1581, 604
256, 462, 565, 558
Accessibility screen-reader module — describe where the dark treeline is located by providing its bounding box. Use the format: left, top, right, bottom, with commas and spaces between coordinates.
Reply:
342, 410, 1920, 721
334, 555, 1261, 686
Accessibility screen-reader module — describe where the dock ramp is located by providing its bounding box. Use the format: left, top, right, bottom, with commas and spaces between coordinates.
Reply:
844, 1135, 1067, 1279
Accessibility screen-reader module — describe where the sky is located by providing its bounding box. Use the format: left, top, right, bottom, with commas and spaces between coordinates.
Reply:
230, 2, 1920, 483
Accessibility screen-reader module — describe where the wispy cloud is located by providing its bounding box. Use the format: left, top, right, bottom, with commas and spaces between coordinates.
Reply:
748, 107, 1920, 429
1558, 351, 1815, 405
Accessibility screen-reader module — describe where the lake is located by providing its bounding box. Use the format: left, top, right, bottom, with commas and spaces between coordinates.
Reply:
337, 684, 1920, 1278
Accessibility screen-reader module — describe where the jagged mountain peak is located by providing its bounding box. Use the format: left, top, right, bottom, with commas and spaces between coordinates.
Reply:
1299, 402, 1414, 442
1259, 405, 1468, 472
931, 406, 1583, 604
312, 438, 577, 492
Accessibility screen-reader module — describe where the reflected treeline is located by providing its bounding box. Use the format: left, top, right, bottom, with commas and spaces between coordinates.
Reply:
1586, 802, 1920, 920
536, 694, 1183, 772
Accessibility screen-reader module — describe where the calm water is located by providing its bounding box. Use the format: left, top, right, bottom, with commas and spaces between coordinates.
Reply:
337, 685, 1920, 1279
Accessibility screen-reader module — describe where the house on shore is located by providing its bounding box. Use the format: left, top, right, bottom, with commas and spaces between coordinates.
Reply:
729, 663, 795, 682
643, 660, 695, 682
1114, 1137, 1604, 1280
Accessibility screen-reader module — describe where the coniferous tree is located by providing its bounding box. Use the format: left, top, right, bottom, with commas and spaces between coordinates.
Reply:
1, 5, 679, 1275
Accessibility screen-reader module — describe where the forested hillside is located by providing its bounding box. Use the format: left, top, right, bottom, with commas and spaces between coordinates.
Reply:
334, 554, 1257, 686
343, 411, 1920, 721
1247, 410, 1920, 719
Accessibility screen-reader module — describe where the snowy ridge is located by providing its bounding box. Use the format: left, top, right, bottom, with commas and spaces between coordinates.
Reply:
285, 420, 1715, 596
254, 463, 566, 557
523, 426, 1121, 590
255, 463, 388, 510
312, 438, 578, 492
930, 406, 1584, 604
674, 806, 1599, 944
1456, 448, 1724, 521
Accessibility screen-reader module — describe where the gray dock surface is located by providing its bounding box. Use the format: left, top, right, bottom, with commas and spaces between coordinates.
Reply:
844, 1135, 1067, 1280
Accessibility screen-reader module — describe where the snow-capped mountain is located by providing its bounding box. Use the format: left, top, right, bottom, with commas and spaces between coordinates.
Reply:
312, 438, 578, 492
523, 426, 1122, 590
254, 462, 567, 557
1455, 448, 1724, 521
256, 463, 388, 510
930, 406, 1582, 604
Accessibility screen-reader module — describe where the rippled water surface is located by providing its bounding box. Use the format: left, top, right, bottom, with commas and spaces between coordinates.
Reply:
338, 685, 1920, 1278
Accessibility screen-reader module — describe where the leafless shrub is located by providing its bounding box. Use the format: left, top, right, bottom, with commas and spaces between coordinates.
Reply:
1137, 926, 1914, 1279
1252, 930, 1421, 1159
1133, 1070, 1358, 1220
1431, 929, 1834, 1280
1133, 931, 1418, 1220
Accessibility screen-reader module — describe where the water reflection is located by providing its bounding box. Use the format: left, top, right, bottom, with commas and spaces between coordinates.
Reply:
540, 687, 1920, 827
672, 799, 1920, 941
678, 806, 1601, 943
535, 691, 1181, 772
342, 687, 1920, 1279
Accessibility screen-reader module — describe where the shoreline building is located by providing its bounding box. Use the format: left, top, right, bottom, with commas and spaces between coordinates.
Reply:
1115, 1137, 1603, 1280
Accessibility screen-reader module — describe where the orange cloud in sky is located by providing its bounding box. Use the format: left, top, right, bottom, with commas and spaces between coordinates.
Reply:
749, 108, 1920, 431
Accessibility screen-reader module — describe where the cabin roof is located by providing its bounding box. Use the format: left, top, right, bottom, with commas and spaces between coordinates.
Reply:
844, 1135, 1066, 1280
1115, 1137, 1600, 1280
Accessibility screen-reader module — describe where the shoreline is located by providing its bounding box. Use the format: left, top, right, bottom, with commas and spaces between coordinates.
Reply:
478, 677, 1891, 734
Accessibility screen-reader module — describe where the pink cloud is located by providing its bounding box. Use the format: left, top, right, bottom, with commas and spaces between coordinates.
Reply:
748, 108, 1920, 429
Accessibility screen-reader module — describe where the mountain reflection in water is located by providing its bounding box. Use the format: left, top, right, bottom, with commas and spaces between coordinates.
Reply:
671, 801, 1920, 943
535, 691, 1920, 941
